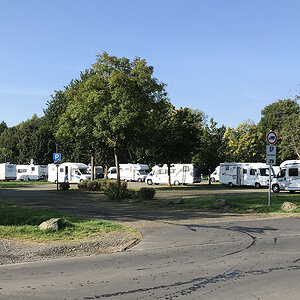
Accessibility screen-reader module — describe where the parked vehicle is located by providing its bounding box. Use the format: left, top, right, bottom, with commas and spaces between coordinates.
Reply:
146, 164, 201, 185
210, 166, 220, 182
107, 164, 149, 182
88, 165, 104, 179
16, 164, 48, 181
0, 163, 16, 181
219, 162, 276, 188
48, 162, 91, 184
271, 160, 300, 193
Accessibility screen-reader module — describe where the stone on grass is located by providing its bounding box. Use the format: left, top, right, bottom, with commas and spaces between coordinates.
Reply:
281, 202, 298, 212
213, 199, 227, 209
39, 218, 63, 231
168, 198, 184, 204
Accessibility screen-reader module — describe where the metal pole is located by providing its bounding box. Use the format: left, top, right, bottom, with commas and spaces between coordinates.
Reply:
268, 165, 271, 206
56, 164, 59, 191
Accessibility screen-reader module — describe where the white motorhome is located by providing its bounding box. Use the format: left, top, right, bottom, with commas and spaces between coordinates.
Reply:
219, 162, 275, 188
0, 163, 16, 181
271, 160, 300, 193
146, 164, 201, 185
107, 164, 149, 182
210, 166, 220, 182
16, 164, 48, 181
48, 162, 91, 184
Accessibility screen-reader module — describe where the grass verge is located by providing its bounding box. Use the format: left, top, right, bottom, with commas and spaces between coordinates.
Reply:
0, 181, 51, 189
0, 202, 140, 242
140, 193, 300, 214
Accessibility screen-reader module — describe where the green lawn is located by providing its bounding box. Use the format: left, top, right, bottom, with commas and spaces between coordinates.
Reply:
0, 181, 51, 189
143, 193, 300, 213
0, 202, 140, 242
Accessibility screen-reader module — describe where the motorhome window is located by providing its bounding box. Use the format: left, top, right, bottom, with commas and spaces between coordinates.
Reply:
75, 170, 79, 175
159, 169, 167, 175
289, 168, 299, 177
139, 171, 147, 175
31, 167, 35, 171
243, 169, 247, 174
59, 168, 64, 172
183, 166, 190, 171
170, 169, 175, 174
278, 169, 286, 178
250, 169, 256, 176
18, 169, 26, 173
79, 168, 90, 174
225, 166, 229, 171
260, 168, 268, 176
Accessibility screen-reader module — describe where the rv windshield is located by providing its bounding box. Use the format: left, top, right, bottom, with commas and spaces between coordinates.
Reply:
79, 168, 90, 175
139, 171, 148, 175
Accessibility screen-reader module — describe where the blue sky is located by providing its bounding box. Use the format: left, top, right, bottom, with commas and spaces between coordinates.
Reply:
1, 0, 299, 128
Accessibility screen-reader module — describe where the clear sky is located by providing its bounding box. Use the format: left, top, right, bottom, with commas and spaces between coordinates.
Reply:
1, 0, 299, 128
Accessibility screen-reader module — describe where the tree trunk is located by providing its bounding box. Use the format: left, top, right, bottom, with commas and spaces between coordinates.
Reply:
114, 146, 120, 187
90, 155, 94, 181
167, 163, 172, 186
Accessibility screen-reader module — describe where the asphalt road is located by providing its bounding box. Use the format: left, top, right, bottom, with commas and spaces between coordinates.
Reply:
1, 185, 300, 299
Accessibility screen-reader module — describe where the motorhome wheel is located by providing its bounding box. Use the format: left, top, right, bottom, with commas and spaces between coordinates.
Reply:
147, 179, 153, 185
174, 180, 180, 185
228, 182, 234, 188
210, 177, 215, 182
137, 178, 142, 182
272, 184, 280, 193
255, 182, 261, 189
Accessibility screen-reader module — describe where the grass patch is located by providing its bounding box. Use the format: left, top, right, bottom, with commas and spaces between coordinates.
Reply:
0, 202, 139, 242
141, 193, 300, 213
0, 181, 51, 189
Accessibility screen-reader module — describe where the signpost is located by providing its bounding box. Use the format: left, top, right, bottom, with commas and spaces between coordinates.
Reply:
53, 153, 61, 191
266, 131, 277, 206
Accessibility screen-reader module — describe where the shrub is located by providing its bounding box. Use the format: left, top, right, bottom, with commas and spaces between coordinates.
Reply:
86, 180, 101, 191
59, 182, 70, 191
139, 188, 156, 200
104, 182, 130, 201
78, 180, 88, 189
101, 179, 116, 190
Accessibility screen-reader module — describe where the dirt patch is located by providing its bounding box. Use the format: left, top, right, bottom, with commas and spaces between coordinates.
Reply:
0, 231, 140, 265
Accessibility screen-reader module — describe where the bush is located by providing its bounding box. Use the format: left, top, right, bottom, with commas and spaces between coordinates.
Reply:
86, 180, 102, 191
78, 180, 88, 189
101, 179, 116, 190
59, 182, 70, 191
104, 182, 130, 201
139, 188, 156, 200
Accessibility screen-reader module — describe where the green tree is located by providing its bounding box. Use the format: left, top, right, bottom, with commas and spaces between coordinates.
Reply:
192, 118, 226, 183
56, 52, 168, 186
148, 105, 203, 185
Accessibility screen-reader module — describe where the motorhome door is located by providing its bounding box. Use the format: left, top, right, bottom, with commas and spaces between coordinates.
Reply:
236, 167, 241, 186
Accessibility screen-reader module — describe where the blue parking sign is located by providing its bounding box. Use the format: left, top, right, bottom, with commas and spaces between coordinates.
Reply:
53, 153, 61, 162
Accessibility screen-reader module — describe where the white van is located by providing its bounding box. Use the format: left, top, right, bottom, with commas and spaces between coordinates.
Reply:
48, 162, 91, 184
0, 163, 16, 181
210, 166, 220, 182
107, 164, 149, 182
16, 165, 48, 181
219, 162, 276, 188
271, 160, 300, 193
146, 164, 201, 185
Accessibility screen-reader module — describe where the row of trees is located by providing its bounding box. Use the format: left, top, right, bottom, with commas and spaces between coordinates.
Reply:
0, 52, 299, 184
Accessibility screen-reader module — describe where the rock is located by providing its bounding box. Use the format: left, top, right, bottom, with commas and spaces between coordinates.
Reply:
39, 218, 63, 231
168, 198, 184, 204
281, 202, 298, 212
213, 199, 227, 209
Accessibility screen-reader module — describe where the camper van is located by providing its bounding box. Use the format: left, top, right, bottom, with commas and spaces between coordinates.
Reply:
271, 160, 300, 193
210, 166, 220, 182
107, 164, 149, 182
0, 163, 16, 181
16, 164, 48, 181
219, 162, 275, 188
48, 162, 91, 184
146, 164, 201, 185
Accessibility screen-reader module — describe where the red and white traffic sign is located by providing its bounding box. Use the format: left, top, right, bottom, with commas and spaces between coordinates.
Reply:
266, 131, 277, 144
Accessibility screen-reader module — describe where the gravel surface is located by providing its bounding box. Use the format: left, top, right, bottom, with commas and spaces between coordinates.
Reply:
0, 232, 139, 265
